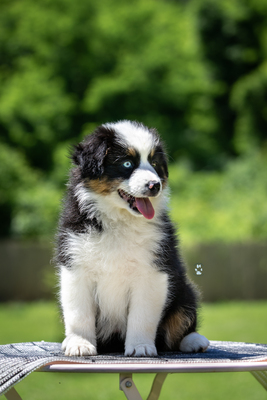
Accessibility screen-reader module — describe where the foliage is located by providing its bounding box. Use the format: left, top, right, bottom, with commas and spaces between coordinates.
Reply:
0, 0, 267, 239
4, 150, 266, 244
196, 0, 267, 157
169, 151, 267, 244
0, 140, 64, 238
0, 0, 216, 166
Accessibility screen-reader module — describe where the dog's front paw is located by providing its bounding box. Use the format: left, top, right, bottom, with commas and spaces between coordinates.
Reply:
62, 334, 97, 356
125, 343, 157, 357
179, 332, 209, 353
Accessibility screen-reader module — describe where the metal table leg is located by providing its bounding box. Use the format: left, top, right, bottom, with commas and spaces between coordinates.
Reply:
4, 387, 23, 400
250, 370, 267, 391
120, 374, 143, 400
147, 373, 168, 400
4, 370, 266, 400
120, 373, 168, 400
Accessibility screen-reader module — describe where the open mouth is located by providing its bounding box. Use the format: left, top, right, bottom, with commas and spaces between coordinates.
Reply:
118, 189, 155, 220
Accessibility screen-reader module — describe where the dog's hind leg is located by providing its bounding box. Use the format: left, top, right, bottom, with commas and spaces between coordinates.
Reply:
159, 308, 209, 353
179, 332, 209, 353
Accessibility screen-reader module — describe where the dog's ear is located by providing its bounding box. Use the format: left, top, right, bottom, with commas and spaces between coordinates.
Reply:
72, 143, 84, 167
72, 139, 108, 179
72, 126, 114, 179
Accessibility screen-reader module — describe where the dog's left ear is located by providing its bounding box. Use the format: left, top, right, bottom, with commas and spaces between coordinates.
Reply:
72, 126, 114, 179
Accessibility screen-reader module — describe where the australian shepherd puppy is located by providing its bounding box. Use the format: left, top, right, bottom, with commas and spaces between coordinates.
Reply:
56, 120, 209, 357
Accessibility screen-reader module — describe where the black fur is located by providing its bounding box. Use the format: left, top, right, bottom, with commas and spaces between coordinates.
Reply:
57, 121, 203, 355
72, 126, 116, 179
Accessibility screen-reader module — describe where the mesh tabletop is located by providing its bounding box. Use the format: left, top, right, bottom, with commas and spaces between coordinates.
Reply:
1, 341, 267, 395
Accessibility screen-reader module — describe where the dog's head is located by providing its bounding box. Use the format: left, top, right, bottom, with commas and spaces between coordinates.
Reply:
72, 120, 168, 220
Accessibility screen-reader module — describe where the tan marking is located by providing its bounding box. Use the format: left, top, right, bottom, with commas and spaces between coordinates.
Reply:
127, 147, 137, 158
150, 148, 156, 158
162, 310, 194, 349
161, 174, 168, 189
85, 177, 122, 195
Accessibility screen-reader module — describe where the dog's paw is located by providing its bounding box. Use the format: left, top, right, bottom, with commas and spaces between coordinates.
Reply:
125, 343, 158, 357
179, 332, 209, 353
62, 334, 97, 356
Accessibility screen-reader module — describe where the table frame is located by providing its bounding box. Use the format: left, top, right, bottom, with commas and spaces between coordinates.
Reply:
4, 360, 267, 400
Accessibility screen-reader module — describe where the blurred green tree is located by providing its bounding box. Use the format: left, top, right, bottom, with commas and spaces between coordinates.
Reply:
0, 0, 266, 239
197, 0, 267, 156
0, 0, 216, 237
0, 0, 217, 167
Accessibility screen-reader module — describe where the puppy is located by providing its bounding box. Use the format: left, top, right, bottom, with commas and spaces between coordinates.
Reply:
56, 120, 209, 357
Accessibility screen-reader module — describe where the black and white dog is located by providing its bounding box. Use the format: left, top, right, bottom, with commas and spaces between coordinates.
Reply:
56, 120, 209, 357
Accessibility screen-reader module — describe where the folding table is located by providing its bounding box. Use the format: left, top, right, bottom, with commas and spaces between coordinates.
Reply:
1, 341, 267, 400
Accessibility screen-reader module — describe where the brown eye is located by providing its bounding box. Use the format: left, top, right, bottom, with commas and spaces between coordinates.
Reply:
151, 161, 157, 168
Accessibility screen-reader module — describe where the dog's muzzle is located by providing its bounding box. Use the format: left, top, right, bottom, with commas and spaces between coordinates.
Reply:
118, 180, 161, 220
146, 181, 161, 196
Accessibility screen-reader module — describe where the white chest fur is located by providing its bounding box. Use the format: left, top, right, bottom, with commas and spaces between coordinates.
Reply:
60, 217, 169, 346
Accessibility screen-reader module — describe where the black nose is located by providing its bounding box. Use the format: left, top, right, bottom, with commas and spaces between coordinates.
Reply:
147, 181, 161, 195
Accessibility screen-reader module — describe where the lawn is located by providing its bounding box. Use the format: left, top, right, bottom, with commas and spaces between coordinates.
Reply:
0, 301, 267, 400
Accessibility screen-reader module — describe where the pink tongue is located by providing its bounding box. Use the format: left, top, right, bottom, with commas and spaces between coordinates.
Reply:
136, 198, 155, 219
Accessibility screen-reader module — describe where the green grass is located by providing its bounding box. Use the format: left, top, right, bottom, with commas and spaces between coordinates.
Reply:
0, 301, 267, 400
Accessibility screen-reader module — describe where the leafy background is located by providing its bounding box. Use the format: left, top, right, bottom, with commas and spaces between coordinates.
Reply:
0, 3, 267, 398
0, 0, 267, 244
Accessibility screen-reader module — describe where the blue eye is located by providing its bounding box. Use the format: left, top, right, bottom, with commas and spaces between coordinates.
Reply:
123, 161, 133, 168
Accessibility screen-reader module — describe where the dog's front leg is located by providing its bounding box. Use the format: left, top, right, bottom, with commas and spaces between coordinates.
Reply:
125, 271, 168, 357
60, 267, 97, 356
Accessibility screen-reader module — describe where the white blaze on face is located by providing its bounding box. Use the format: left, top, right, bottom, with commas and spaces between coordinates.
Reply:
105, 121, 162, 220
104, 121, 158, 160
127, 166, 162, 219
